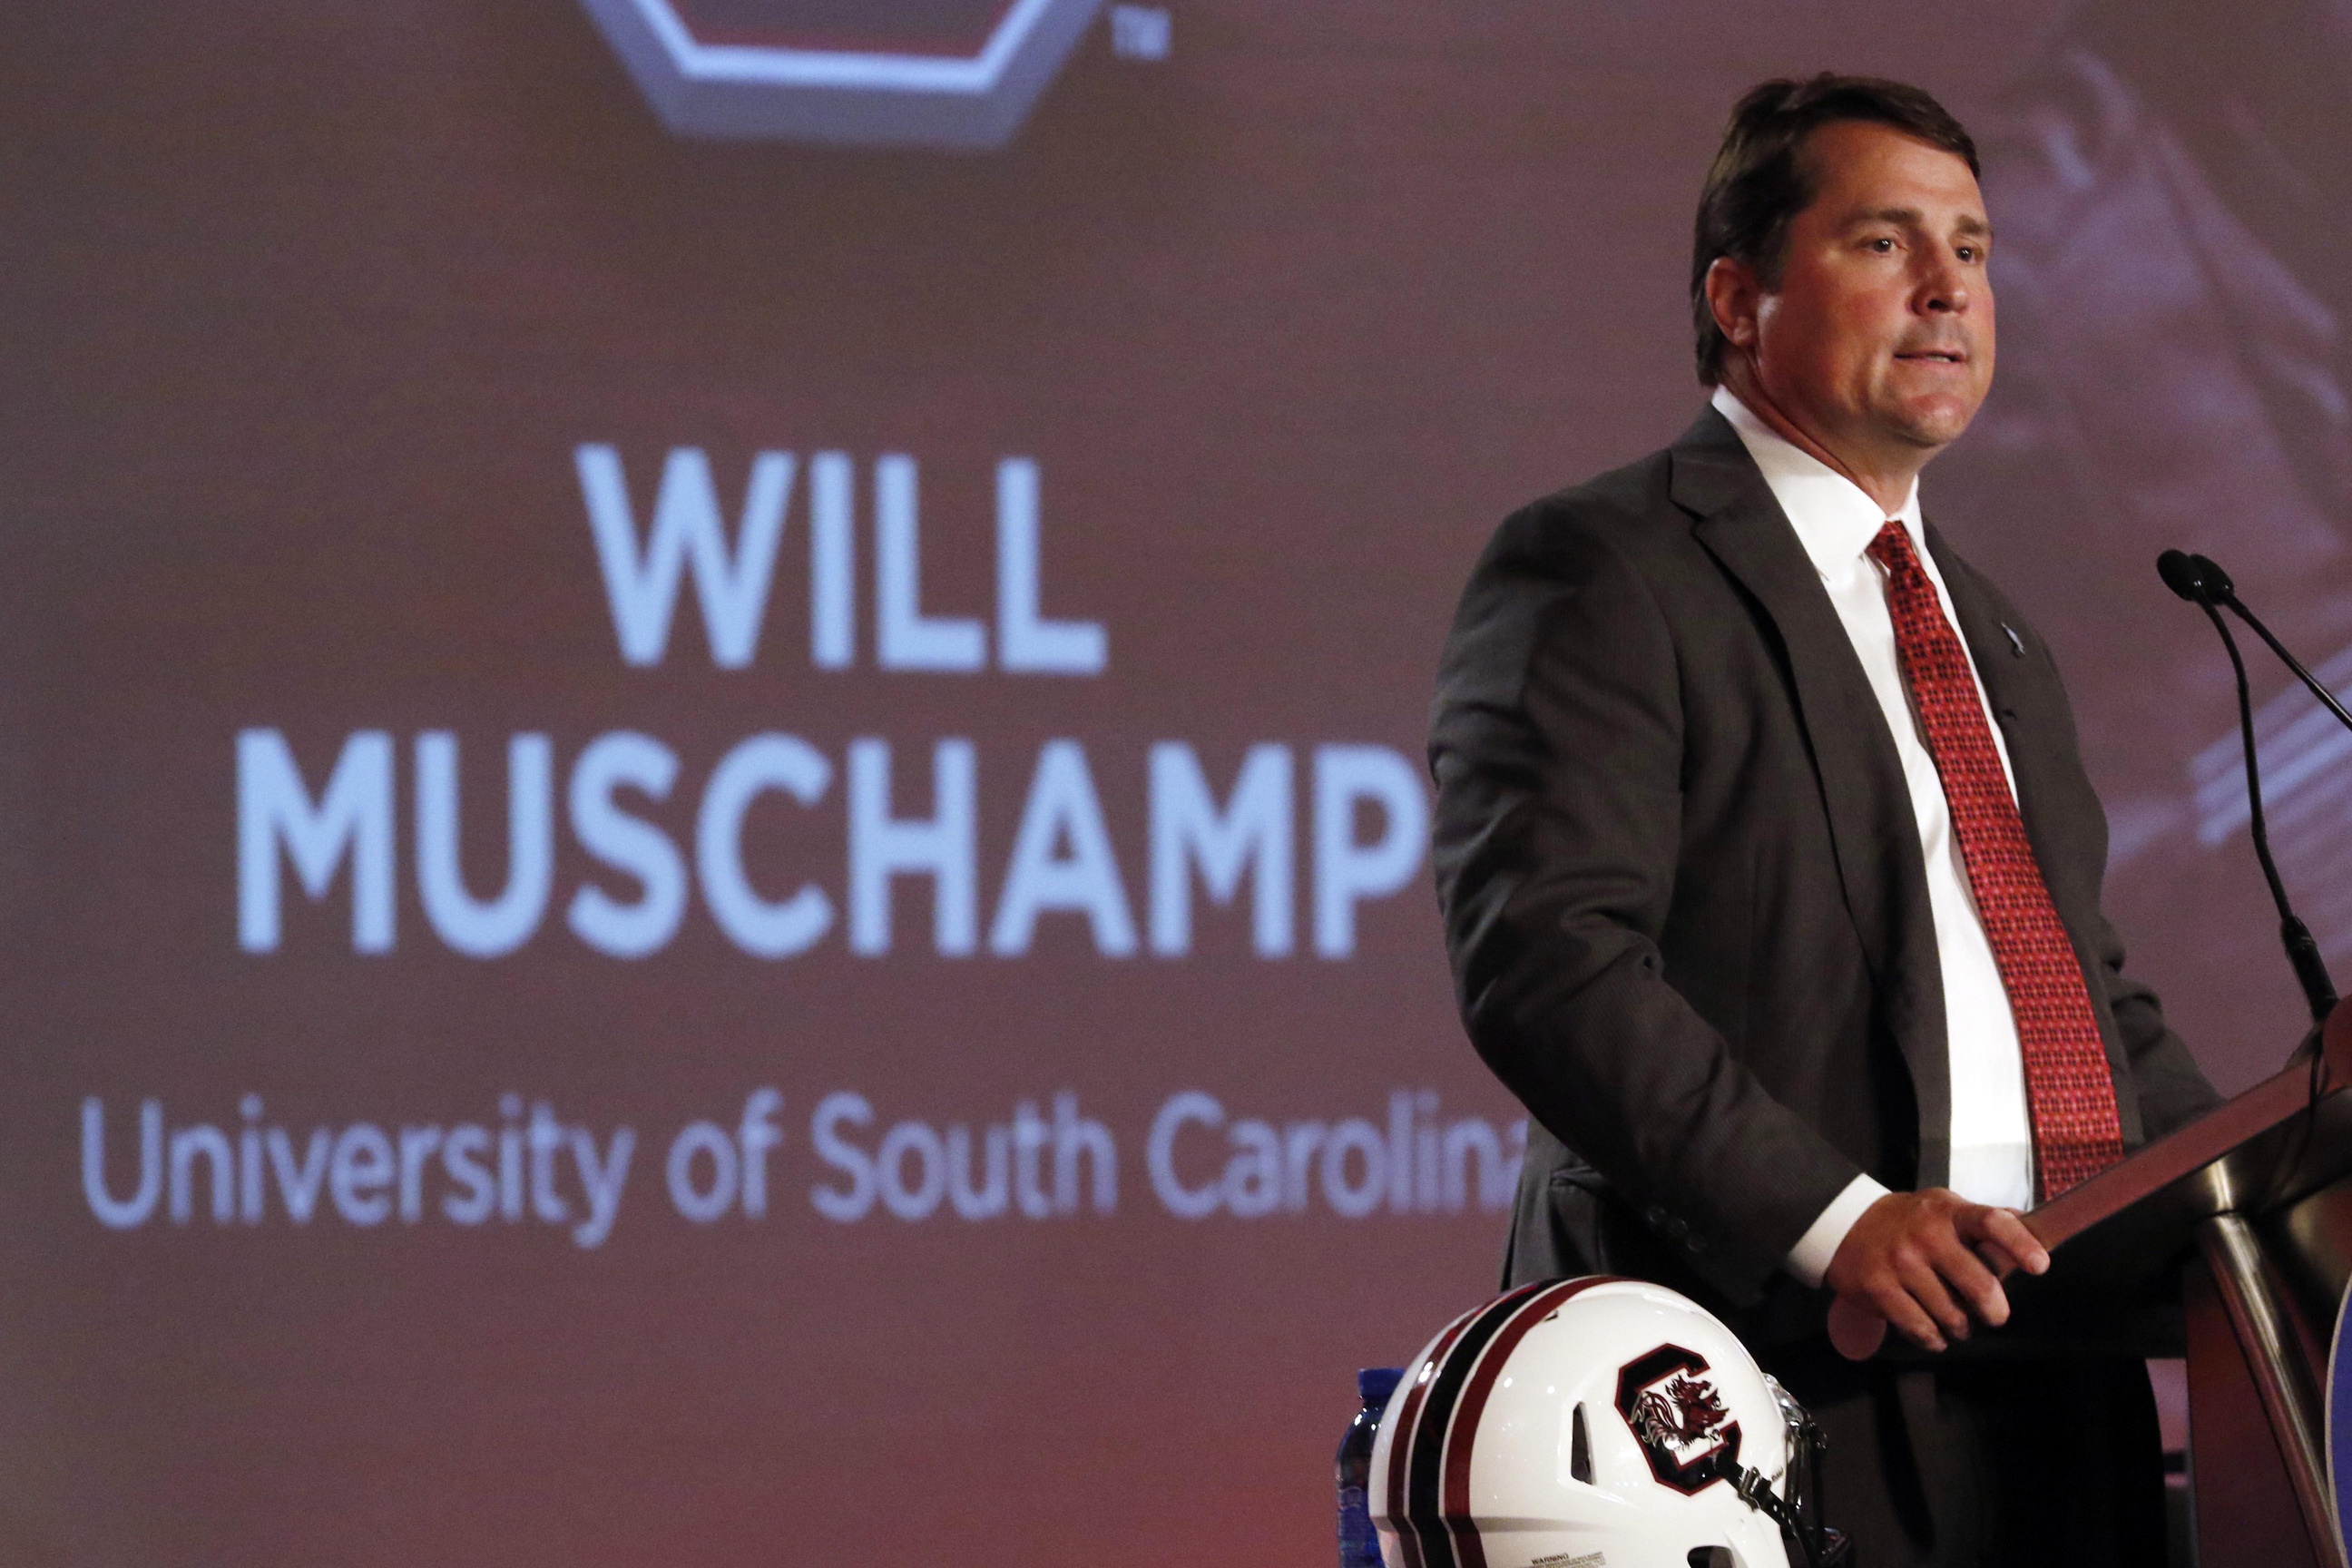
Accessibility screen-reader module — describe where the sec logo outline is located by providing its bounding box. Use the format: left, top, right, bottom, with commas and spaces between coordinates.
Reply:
580, 0, 1105, 150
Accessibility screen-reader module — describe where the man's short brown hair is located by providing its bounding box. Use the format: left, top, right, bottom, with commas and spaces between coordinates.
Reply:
1691, 74, 1980, 384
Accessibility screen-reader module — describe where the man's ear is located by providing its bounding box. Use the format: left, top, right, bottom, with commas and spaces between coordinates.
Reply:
1704, 255, 1761, 352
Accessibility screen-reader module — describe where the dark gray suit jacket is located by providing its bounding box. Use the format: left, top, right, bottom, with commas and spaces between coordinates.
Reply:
1428, 407, 2222, 1347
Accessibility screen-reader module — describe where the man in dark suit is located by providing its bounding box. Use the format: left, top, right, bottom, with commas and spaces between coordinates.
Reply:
1428, 76, 2221, 1565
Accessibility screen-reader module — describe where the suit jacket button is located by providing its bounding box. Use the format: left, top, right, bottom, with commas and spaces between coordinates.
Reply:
1644, 1205, 1669, 1227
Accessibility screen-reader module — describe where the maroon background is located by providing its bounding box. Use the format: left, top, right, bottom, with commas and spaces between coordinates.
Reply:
1, 3, 2344, 1563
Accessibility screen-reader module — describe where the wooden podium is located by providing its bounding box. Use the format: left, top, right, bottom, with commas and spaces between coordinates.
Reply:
2020, 1005, 2352, 1568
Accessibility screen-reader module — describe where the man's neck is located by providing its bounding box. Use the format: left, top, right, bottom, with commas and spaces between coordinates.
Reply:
1716, 362, 1926, 517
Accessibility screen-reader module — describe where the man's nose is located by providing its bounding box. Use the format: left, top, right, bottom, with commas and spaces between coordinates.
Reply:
1916, 253, 1969, 314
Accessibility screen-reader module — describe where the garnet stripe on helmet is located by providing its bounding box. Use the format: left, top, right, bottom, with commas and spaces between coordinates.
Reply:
1397, 1284, 1544, 1568
1380, 1303, 1482, 1568
1388, 1278, 1632, 1568
1440, 1278, 1627, 1568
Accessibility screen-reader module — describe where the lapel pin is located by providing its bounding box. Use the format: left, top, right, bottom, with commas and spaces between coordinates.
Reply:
2002, 623, 2025, 657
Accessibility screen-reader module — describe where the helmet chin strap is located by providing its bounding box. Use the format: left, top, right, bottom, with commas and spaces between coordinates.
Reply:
1707, 1449, 1851, 1568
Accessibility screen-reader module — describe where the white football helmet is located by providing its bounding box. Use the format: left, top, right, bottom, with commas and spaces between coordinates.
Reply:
1369, 1277, 1847, 1568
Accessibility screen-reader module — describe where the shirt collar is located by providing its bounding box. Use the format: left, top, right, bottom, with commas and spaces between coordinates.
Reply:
1710, 385, 1924, 579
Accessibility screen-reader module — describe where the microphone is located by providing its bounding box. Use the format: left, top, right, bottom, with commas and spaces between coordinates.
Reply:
2170, 551, 2352, 734
2154, 548, 2213, 603
2157, 550, 2339, 1024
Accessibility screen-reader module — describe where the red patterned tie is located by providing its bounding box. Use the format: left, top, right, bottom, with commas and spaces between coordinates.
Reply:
1866, 523, 2125, 1200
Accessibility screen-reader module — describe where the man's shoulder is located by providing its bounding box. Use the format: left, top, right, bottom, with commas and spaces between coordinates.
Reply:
1436, 430, 1739, 696
1485, 407, 1754, 571
1486, 444, 1701, 574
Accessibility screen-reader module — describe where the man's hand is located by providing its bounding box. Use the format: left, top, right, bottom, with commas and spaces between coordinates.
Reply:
1823, 1189, 2051, 1355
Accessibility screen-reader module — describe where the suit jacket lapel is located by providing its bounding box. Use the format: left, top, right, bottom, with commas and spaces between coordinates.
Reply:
1670, 408, 1953, 1186
1926, 525, 2030, 799
1924, 524, 2044, 831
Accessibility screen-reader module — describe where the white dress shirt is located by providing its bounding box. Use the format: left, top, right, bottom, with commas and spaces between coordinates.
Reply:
1708, 387, 2038, 1289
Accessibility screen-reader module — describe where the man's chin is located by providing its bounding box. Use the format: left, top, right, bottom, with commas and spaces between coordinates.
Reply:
1886, 398, 1984, 452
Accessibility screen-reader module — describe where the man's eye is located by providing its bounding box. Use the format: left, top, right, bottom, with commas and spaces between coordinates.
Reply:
1867, 237, 1896, 253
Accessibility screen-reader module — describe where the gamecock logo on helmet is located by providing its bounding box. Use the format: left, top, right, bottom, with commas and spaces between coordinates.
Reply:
578, 0, 1103, 149
1632, 1369, 1729, 1449
1614, 1344, 1743, 1494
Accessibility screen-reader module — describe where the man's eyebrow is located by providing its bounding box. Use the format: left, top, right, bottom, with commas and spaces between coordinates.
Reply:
1845, 205, 1994, 240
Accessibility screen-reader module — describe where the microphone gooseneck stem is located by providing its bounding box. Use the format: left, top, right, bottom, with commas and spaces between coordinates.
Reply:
2205, 600, 2339, 1024
2215, 591, 2352, 735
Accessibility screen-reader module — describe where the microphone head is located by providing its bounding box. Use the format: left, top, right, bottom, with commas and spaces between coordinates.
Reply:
2190, 553, 2236, 600
2157, 549, 2209, 602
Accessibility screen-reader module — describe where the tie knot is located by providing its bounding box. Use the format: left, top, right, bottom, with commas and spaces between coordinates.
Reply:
1866, 520, 1916, 573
